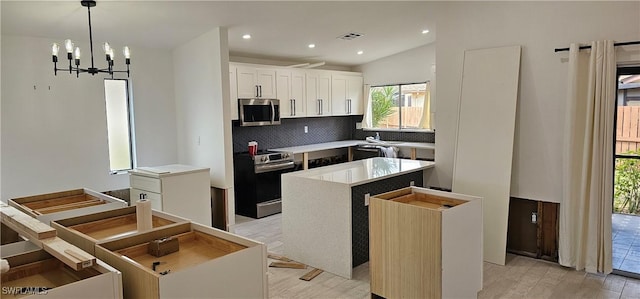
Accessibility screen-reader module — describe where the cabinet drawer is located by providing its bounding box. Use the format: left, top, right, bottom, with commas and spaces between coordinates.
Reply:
130, 188, 162, 211
130, 175, 162, 193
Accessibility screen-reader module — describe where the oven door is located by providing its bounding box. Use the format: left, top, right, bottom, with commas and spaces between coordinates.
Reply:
253, 161, 294, 218
239, 98, 281, 126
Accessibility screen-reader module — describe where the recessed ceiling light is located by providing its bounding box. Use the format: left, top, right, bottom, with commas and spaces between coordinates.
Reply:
308, 44, 316, 49
421, 29, 430, 34
242, 34, 251, 40
357, 50, 364, 55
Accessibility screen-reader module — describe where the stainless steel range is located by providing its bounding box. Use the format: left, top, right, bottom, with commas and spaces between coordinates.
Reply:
233, 150, 295, 218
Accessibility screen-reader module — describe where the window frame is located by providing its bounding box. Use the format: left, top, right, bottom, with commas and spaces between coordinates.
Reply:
104, 78, 135, 174
365, 81, 433, 132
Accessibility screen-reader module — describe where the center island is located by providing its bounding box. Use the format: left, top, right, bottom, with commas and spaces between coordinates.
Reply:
281, 157, 435, 278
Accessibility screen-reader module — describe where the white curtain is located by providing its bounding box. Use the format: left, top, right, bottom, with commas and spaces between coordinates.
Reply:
560, 41, 616, 274
362, 84, 373, 128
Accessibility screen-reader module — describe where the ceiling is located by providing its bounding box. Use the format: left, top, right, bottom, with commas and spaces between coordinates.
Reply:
1, 1, 437, 67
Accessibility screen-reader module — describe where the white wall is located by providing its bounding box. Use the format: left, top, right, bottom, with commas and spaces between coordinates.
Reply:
355, 43, 436, 88
173, 27, 235, 227
0, 35, 177, 201
1, 4, 3, 198
434, 1, 640, 203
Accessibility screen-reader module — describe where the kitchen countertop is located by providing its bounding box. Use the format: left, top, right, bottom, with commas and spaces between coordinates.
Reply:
129, 164, 209, 178
282, 157, 434, 186
269, 140, 435, 154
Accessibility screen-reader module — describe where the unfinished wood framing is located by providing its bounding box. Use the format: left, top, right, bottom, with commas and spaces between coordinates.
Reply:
95, 222, 267, 299
51, 206, 187, 255
1, 251, 122, 299
8, 189, 127, 225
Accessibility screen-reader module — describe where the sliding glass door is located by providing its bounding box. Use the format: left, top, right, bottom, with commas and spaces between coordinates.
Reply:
613, 66, 640, 277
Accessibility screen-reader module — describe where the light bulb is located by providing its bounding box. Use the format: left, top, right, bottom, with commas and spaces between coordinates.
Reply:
64, 39, 74, 53
103, 42, 111, 54
74, 47, 81, 59
108, 48, 115, 60
52, 43, 60, 56
123, 46, 131, 59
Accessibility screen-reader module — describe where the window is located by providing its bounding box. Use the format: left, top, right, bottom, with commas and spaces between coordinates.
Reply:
104, 79, 134, 173
363, 82, 431, 130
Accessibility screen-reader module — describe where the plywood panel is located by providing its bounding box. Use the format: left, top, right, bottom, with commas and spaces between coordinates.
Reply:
452, 45, 521, 265
370, 197, 441, 298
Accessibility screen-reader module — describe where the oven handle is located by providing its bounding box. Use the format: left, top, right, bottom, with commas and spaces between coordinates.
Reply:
255, 161, 295, 173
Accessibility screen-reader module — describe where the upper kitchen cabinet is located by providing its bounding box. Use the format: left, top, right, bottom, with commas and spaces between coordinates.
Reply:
276, 70, 306, 118
230, 67, 239, 120
236, 66, 277, 98
306, 70, 332, 117
331, 75, 364, 116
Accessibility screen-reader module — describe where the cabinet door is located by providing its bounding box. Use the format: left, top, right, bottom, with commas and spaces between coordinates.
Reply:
348, 76, 364, 115
318, 72, 331, 116
290, 71, 306, 117
236, 66, 258, 98
332, 75, 363, 115
306, 72, 321, 116
256, 69, 276, 98
331, 76, 348, 116
276, 71, 293, 118
230, 67, 239, 120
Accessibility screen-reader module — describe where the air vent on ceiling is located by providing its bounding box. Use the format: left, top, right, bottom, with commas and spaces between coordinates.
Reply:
337, 32, 363, 41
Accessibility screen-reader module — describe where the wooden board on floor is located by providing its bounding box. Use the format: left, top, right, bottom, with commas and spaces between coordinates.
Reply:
300, 268, 323, 281
269, 261, 306, 269
268, 253, 292, 262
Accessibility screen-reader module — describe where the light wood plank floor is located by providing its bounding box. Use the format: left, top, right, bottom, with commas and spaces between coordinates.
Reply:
234, 214, 640, 299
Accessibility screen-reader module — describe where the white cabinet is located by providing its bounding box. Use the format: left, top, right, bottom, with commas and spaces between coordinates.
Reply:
229, 62, 363, 119
276, 70, 306, 118
129, 164, 211, 226
306, 70, 331, 117
230, 66, 238, 120
331, 75, 363, 116
236, 66, 276, 98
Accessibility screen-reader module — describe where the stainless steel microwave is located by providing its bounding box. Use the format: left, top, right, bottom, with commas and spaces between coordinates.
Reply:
238, 98, 281, 126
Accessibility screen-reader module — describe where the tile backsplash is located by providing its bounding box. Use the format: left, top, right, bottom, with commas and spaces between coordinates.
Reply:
232, 116, 357, 153
232, 116, 435, 153
354, 129, 435, 143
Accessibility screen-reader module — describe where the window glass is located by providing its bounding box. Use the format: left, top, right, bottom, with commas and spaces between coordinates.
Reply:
371, 85, 399, 128
104, 79, 133, 172
366, 82, 430, 130
400, 83, 427, 129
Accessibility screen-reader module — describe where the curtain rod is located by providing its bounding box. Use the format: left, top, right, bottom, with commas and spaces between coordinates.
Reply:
554, 41, 640, 52
370, 81, 428, 88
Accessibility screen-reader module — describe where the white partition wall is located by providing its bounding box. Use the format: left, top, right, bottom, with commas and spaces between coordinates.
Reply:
452, 45, 521, 265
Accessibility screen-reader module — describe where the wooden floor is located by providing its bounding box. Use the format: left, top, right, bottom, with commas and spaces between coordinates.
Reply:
233, 214, 640, 299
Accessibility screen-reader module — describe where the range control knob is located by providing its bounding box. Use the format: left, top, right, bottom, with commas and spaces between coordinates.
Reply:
282, 153, 289, 158
261, 156, 268, 162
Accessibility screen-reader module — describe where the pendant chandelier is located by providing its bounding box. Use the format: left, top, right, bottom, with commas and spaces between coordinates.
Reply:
51, 0, 131, 78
